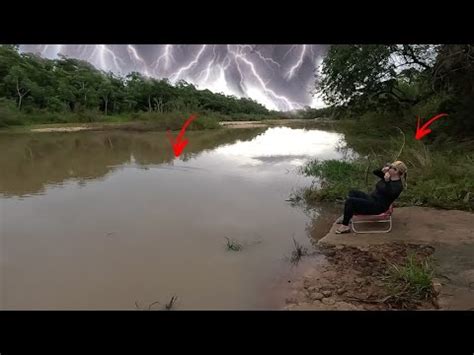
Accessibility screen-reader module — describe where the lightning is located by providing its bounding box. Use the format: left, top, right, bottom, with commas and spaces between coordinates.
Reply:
197, 46, 217, 84
228, 45, 295, 111
250, 45, 281, 69
286, 45, 307, 80
283, 45, 297, 60
100, 45, 124, 72
18, 44, 326, 112
153, 45, 175, 73
169, 45, 207, 82
127, 45, 149, 76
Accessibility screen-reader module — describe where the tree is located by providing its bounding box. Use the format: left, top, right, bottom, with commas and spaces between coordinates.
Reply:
4, 65, 33, 110
0, 48, 272, 125
98, 75, 114, 115
316, 45, 438, 112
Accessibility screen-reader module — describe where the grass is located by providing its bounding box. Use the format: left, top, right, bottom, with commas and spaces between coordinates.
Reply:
225, 237, 243, 251
300, 117, 474, 211
301, 160, 366, 203
0, 100, 282, 130
290, 237, 309, 264
135, 295, 178, 310
383, 252, 435, 306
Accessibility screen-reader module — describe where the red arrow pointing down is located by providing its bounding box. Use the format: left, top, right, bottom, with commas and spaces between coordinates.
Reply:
166, 114, 197, 157
415, 113, 448, 140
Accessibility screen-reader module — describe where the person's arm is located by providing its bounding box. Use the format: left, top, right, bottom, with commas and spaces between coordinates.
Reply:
373, 169, 385, 179
373, 163, 391, 179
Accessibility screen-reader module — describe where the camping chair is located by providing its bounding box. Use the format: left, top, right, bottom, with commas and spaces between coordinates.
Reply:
351, 204, 394, 234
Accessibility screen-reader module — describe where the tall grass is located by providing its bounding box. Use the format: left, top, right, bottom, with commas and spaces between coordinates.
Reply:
384, 252, 435, 305
290, 237, 309, 264
301, 116, 474, 211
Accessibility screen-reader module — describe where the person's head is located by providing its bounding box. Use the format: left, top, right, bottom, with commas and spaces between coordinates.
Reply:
389, 160, 408, 184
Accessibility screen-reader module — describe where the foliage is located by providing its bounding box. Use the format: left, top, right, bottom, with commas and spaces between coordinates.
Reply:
0, 45, 271, 126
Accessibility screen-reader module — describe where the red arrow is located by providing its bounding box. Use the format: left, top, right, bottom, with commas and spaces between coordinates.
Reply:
415, 113, 448, 140
166, 114, 197, 157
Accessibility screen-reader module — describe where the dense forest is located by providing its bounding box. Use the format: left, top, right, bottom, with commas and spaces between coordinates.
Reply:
0, 45, 274, 127
308, 44, 474, 138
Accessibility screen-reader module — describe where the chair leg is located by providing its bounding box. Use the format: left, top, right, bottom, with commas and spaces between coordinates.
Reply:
351, 217, 392, 234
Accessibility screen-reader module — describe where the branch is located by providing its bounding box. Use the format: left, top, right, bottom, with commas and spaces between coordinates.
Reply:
401, 45, 431, 70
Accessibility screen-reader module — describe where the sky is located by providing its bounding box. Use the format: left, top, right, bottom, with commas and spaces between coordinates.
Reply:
19, 45, 329, 112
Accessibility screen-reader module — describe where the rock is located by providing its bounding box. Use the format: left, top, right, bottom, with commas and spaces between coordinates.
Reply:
322, 297, 336, 305
308, 286, 318, 292
325, 250, 336, 257
335, 245, 345, 250
322, 270, 337, 279
285, 298, 297, 305
311, 292, 324, 301
336, 288, 347, 295
432, 281, 442, 295
322, 290, 332, 297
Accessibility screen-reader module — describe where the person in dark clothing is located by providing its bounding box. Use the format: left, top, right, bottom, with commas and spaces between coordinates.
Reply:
335, 160, 408, 234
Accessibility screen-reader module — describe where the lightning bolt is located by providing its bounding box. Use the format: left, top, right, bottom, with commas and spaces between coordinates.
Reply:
248, 45, 281, 70
283, 45, 297, 60
197, 46, 217, 84
286, 45, 307, 80
169, 45, 207, 82
228, 45, 295, 111
19, 44, 324, 112
153, 45, 175, 73
127, 44, 146, 69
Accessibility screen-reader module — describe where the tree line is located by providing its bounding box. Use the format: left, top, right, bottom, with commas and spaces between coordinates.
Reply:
0, 45, 270, 118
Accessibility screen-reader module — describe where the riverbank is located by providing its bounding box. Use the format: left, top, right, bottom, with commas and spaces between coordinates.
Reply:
282, 206, 474, 310
1, 118, 319, 134
301, 119, 474, 212
281, 118, 474, 310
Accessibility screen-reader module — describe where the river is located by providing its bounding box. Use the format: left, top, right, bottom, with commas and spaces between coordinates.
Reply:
0, 125, 353, 309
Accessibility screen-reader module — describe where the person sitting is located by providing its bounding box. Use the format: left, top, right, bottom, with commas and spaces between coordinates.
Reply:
335, 160, 408, 234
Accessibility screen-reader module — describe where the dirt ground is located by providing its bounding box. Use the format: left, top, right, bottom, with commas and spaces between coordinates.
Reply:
283, 243, 438, 310
281, 206, 474, 310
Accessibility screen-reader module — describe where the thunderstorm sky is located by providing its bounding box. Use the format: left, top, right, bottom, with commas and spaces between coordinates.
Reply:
19, 45, 329, 112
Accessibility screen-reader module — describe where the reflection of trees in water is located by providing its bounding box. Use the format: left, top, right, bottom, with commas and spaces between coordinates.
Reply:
0, 128, 265, 197
335, 137, 358, 161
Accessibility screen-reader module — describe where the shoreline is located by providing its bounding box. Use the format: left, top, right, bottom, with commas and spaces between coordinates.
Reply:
0, 118, 337, 134
280, 206, 474, 310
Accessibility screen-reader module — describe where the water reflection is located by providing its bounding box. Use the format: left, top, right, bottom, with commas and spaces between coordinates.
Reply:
215, 127, 346, 165
0, 126, 354, 309
0, 128, 264, 197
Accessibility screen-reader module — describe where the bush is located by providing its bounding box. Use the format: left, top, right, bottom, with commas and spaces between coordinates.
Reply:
0, 98, 23, 127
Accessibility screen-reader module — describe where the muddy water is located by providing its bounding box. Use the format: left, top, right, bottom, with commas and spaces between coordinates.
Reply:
0, 126, 351, 309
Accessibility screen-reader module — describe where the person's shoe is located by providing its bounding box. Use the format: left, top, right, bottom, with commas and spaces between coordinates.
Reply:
335, 225, 351, 234
336, 216, 351, 224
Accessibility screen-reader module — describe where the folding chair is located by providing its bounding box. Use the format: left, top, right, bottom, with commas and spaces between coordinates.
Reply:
351, 204, 393, 234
